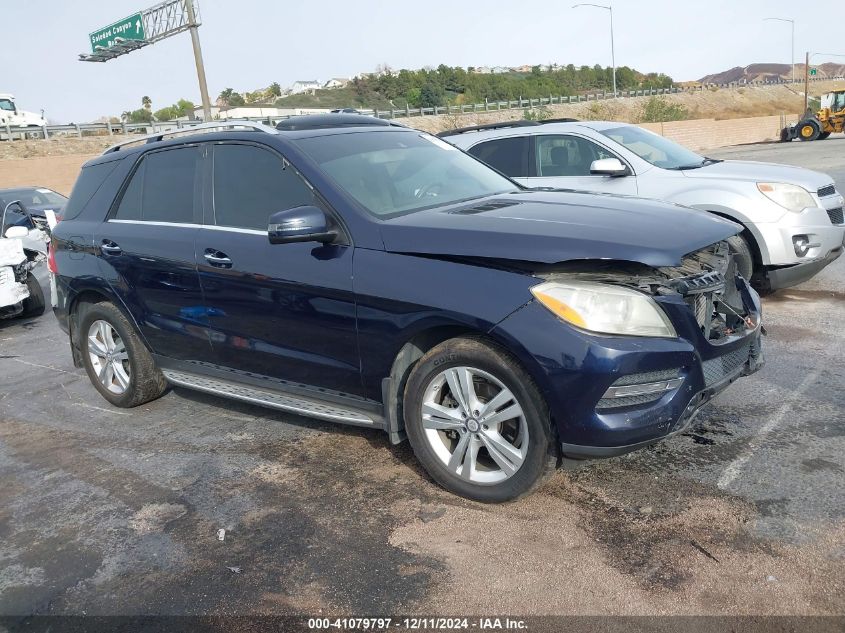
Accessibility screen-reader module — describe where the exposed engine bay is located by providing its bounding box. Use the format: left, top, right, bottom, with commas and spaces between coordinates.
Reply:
539, 241, 757, 343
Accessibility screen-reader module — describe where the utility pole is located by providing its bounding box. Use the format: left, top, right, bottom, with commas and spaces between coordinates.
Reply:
804, 51, 809, 114
184, 0, 212, 121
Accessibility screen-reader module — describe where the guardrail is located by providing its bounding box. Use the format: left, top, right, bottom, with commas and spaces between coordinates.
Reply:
2, 76, 836, 142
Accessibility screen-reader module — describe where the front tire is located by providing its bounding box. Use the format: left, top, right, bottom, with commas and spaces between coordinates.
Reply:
798, 120, 820, 141
403, 337, 557, 502
78, 301, 167, 408
727, 234, 754, 281
818, 131, 831, 140
21, 275, 45, 317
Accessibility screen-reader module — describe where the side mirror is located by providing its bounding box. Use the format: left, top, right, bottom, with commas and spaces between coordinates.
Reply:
4, 226, 28, 239
268, 205, 336, 245
590, 157, 629, 177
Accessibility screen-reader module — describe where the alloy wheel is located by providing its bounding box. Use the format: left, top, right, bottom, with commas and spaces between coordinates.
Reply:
87, 319, 131, 394
421, 366, 528, 485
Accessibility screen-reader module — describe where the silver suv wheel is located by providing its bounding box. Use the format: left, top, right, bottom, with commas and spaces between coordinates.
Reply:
421, 366, 528, 485
87, 319, 131, 394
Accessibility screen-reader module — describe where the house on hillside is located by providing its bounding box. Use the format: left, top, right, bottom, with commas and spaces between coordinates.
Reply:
513, 64, 533, 73
473, 66, 492, 74
491, 66, 510, 74
290, 80, 321, 95
324, 78, 350, 89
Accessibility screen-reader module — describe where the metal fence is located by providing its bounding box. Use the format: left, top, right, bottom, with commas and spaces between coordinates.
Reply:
1, 76, 836, 141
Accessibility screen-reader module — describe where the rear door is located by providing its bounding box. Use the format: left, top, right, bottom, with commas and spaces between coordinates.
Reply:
196, 141, 361, 396
95, 145, 213, 362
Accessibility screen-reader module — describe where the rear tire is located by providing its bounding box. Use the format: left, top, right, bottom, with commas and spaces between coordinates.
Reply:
727, 234, 754, 282
78, 301, 167, 408
403, 337, 558, 502
21, 275, 45, 318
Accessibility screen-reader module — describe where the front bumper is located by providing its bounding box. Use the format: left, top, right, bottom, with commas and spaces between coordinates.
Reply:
767, 241, 843, 289
491, 278, 764, 458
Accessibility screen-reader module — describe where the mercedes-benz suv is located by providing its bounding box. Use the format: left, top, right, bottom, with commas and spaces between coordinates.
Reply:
50, 115, 764, 502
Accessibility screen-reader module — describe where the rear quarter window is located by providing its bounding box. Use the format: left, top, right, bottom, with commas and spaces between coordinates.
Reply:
62, 159, 121, 221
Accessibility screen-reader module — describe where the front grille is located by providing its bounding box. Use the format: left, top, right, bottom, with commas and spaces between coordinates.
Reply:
818, 184, 837, 198
827, 207, 844, 225
701, 342, 751, 387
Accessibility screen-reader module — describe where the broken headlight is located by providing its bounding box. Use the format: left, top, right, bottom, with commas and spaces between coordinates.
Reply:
531, 281, 677, 338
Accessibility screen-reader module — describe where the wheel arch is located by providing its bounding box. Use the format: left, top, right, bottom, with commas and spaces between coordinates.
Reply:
382, 324, 519, 445
66, 285, 151, 368
689, 204, 771, 266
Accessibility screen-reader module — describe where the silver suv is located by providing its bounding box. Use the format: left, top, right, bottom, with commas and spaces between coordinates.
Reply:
443, 120, 845, 290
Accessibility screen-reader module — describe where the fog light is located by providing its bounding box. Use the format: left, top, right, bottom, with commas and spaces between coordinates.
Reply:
793, 235, 810, 257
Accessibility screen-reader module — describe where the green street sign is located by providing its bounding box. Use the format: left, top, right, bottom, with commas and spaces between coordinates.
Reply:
810, 68, 818, 76
90, 13, 145, 52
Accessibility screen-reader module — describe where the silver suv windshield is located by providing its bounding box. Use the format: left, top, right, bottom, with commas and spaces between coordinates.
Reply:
295, 131, 518, 218
601, 125, 709, 170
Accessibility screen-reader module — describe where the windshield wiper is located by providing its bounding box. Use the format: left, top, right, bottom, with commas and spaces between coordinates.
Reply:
667, 157, 723, 171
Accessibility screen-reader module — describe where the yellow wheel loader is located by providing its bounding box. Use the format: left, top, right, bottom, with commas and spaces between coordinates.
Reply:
781, 89, 845, 141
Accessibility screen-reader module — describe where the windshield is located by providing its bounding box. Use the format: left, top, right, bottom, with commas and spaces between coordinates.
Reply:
0, 99, 15, 112
295, 131, 518, 218
601, 125, 706, 170
1, 189, 67, 207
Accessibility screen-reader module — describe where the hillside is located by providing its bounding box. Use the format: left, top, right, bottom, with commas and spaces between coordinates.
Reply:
700, 62, 845, 84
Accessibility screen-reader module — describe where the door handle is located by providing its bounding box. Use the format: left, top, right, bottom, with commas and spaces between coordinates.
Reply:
100, 239, 122, 255
203, 248, 232, 268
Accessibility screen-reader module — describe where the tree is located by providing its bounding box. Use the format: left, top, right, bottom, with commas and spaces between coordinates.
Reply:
176, 99, 195, 117
419, 81, 446, 108
268, 82, 282, 98
128, 108, 152, 123
142, 95, 152, 111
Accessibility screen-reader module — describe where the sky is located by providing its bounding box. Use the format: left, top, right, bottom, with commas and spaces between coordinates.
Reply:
2, 0, 842, 123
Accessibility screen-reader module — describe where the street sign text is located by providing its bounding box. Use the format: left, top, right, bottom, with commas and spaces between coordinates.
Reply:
90, 13, 146, 52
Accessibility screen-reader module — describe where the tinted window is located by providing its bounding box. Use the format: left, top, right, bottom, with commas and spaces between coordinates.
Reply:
213, 144, 314, 230
535, 135, 616, 177
468, 136, 529, 178
63, 159, 121, 220
296, 131, 516, 218
115, 147, 200, 223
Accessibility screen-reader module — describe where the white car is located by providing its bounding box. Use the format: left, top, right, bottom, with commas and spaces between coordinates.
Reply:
443, 120, 845, 291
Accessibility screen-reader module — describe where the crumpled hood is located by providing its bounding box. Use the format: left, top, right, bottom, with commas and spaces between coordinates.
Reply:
683, 160, 834, 192
378, 190, 740, 267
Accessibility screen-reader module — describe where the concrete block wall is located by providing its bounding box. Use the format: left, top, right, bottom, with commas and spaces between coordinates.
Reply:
639, 114, 797, 152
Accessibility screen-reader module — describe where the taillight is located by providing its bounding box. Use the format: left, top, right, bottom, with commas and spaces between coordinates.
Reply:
47, 243, 57, 273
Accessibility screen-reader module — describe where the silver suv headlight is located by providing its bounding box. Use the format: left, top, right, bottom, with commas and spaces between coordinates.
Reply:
757, 182, 815, 212
530, 281, 677, 338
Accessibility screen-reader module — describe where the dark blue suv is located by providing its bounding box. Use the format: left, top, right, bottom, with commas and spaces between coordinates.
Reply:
51, 115, 764, 501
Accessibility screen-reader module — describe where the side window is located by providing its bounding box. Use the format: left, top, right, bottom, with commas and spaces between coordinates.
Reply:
467, 136, 529, 178
115, 146, 201, 223
212, 144, 315, 231
535, 135, 617, 177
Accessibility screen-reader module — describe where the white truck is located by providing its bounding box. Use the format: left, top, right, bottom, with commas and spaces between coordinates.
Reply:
0, 94, 47, 128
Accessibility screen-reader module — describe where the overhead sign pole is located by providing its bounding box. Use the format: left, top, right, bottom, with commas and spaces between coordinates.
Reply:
79, 0, 212, 121
183, 0, 211, 121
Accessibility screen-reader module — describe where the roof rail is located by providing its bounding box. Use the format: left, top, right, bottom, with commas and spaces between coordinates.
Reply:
102, 120, 279, 155
540, 118, 580, 124
437, 120, 540, 137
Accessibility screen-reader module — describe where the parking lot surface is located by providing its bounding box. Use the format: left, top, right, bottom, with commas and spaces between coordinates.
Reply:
1, 139, 843, 618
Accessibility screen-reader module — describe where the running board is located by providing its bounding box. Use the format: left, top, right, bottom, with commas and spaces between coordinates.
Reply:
162, 369, 380, 428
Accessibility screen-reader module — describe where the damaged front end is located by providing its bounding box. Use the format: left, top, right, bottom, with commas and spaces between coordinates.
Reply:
0, 237, 39, 320
528, 240, 765, 456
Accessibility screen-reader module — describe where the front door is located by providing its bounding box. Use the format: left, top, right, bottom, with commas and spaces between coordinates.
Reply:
196, 142, 362, 397
96, 144, 213, 362
524, 134, 638, 195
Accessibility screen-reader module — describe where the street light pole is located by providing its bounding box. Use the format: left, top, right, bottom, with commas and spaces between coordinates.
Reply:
184, 0, 212, 121
763, 17, 795, 84
573, 3, 616, 96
